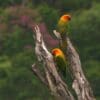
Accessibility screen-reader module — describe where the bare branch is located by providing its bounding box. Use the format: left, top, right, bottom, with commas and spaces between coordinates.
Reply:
32, 64, 48, 86
67, 37, 95, 100
53, 30, 96, 100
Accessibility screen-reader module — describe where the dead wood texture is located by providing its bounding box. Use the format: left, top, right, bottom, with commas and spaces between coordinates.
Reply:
53, 30, 96, 100
32, 25, 74, 100
32, 25, 96, 100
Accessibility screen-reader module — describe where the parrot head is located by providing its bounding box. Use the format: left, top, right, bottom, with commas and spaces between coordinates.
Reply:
52, 48, 65, 59
60, 14, 71, 22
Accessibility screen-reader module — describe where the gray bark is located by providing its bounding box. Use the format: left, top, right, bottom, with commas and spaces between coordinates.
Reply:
32, 25, 74, 100
32, 26, 96, 100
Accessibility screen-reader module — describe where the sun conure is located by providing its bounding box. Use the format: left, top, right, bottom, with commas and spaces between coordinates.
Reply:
51, 48, 73, 86
57, 14, 71, 53
52, 48, 67, 76
57, 14, 71, 35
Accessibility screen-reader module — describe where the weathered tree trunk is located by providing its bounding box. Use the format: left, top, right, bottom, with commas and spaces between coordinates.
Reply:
53, 30, 96, 100
32, 25, 96, 100
67, 37, 95, 100
32, 25, 74, 100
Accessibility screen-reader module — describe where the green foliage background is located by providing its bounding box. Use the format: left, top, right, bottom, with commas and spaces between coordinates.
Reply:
0, 0, 100, 100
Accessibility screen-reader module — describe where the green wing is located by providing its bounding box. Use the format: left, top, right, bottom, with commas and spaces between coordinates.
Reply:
55, 56, 72, 87
57, 20, 69, 35
55, 56, 67, 76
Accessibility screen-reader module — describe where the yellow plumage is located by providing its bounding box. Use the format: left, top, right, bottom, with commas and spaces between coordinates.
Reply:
57, 14, 71, 34
52, 48, 73, 86
57, 14, 71, 54
52, 48, 67, 76
52, 48, 65, 60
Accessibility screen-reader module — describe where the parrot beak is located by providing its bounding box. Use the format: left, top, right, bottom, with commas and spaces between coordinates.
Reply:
52, 49, 58, 57
65, 15, 71, 21
52, 50, 55, 56
67, 16, 71, 21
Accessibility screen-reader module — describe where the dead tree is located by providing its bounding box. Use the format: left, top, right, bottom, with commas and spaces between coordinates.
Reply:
32, 25, 96, 100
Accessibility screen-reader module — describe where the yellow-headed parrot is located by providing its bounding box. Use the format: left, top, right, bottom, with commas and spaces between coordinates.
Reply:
57, 14, 71, 53
52, 48, 67, 76
57, 14, 71, 35
51, 48, 73, 85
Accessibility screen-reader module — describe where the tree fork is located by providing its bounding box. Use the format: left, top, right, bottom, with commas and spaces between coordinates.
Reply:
32, 25, 95, 100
